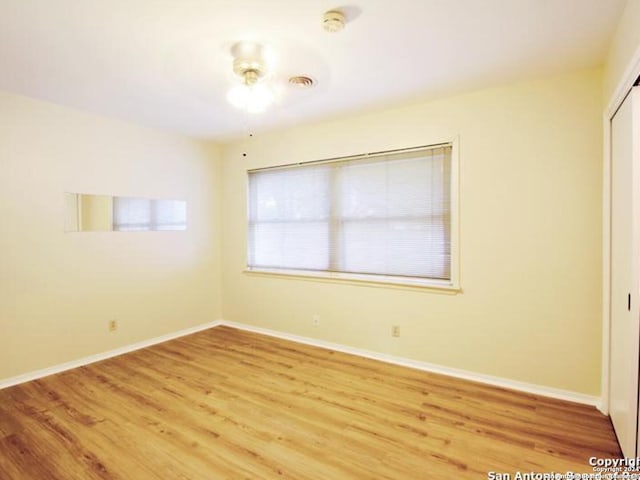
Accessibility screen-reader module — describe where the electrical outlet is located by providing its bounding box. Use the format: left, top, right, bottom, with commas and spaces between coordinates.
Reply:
312, 314, 320, 326
392, 325, 400, 337
109, 319, 118, 333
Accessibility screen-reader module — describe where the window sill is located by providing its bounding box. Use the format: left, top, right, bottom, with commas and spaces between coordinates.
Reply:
243, 267, 461, 294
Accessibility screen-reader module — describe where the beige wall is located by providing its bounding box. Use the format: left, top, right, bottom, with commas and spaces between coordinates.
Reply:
0, 91, 222, 380
604, 0, 640, 104
0, 68, 606, 395
221, 69, 603, 395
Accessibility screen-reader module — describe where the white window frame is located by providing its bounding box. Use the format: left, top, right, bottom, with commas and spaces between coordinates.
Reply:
245, 139, 460, 292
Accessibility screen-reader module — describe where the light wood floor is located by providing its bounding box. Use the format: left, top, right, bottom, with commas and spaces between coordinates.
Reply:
0, 326, 621, 479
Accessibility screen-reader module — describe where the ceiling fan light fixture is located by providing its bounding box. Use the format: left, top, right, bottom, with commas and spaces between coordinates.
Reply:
233, 57, 265, 84
228, 42, 274, 113
227, 82, 274, 114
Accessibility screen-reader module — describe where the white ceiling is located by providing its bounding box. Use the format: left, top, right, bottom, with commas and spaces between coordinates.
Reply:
0, 0, 627, 140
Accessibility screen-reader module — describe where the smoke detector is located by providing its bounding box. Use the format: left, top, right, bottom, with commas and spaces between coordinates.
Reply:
323, 10, 345, 32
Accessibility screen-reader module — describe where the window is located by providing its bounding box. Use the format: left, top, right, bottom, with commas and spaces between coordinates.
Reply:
247, 143, 457, 288
113, 197, 187, 231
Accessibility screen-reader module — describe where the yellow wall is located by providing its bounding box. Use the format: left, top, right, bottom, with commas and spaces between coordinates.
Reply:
604, 0, 640, 104
0, 91, 222, 380
221, 69, 603, 395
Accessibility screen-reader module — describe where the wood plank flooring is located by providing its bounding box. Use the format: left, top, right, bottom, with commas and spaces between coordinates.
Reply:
0, 326, 621, 479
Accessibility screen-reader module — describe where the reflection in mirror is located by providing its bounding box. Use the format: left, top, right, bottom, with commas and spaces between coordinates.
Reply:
64, 193, 187, 232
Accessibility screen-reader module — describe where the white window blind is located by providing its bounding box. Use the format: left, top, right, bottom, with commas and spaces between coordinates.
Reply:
113, 197, 152, 231
248, 144, 453, 284
154, 199, 187, 231
113, 197, 186, 231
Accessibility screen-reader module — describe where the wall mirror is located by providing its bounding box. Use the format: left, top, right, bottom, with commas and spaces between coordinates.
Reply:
64, 193, 187, 232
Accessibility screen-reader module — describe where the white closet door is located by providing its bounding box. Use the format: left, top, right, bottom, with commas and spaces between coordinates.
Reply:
610, 86, 640, 458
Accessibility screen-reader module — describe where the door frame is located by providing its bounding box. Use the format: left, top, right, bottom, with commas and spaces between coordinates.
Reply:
602, 46, 640, 415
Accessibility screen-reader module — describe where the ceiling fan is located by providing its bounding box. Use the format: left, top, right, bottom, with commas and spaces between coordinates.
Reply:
226, 10, 345, 114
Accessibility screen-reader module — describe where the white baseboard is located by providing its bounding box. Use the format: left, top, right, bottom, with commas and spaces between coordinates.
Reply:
0, 320, 222, 390
0, 318, 600, 408
221, 320, 600, 408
